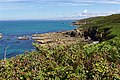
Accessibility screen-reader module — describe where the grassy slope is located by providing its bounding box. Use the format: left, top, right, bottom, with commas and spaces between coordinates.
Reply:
109, 23, 120, 38
77, 14, 120, 38
0, 14, 120, 80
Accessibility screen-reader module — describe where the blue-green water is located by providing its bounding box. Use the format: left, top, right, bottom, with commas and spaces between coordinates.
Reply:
0, 20, 76, 59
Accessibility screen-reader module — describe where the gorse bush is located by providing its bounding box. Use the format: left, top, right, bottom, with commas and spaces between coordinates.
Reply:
83, 38, 120, 79
0, 38, 120, 80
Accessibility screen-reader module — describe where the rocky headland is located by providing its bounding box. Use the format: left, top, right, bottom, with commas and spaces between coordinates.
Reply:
32, 28, 88, 48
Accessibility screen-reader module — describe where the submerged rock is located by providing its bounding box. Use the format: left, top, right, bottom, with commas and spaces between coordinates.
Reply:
18, 36, 29, 40
0, 33, 3, 39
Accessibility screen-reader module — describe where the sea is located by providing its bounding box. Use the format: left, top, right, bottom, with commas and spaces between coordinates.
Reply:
0, 20, 76, 59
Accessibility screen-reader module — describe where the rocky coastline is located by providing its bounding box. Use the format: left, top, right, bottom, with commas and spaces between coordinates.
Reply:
32, 24, 114, 48
32, 28, 88, 48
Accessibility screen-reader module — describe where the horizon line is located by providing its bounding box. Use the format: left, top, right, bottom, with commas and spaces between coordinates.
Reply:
0, 19, 78, 21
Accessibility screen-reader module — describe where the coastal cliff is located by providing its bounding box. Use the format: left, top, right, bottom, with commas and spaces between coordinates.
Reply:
0, 14, 120, 80
32, 14, 120, 48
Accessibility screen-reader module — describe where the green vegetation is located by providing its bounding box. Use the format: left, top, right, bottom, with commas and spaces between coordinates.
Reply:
0, 39, 120, 79
78, 14, 120, 38
0, 14, 120, 79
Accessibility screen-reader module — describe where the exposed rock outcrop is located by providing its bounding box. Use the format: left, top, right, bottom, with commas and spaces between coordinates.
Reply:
32, 29, 85, 48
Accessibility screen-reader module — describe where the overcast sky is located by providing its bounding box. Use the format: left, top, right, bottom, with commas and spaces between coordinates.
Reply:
0, 0, 120, 20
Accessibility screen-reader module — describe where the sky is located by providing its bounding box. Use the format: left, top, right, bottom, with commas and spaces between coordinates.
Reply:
0, 0, 120, 20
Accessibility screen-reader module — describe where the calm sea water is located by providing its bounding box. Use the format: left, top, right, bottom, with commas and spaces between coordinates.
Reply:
0, 20, 76, 59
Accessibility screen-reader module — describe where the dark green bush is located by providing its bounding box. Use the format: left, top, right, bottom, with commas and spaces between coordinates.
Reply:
0, 38, 120, 80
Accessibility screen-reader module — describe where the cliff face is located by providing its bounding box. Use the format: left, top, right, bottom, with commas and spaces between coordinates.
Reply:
74, 14, 120, 41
